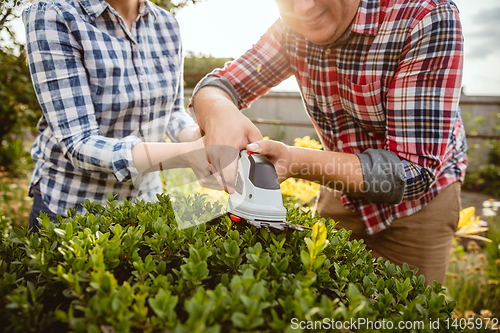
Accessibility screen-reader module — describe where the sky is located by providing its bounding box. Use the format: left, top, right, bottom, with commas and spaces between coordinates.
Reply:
175, 0, 500, 96
5, 0, 500, 95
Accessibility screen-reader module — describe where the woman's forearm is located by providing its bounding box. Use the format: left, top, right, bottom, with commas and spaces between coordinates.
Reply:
131, 141, 204, 174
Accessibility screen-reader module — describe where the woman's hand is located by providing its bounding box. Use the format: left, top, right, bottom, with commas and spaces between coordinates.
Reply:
185, 138, 225, 191
131, 138, 224, 191
177, 126, 202, 142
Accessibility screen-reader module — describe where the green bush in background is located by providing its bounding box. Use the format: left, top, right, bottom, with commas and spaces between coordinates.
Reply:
183, 51, 232, 89
462, 112, 500, 198
0, 46, 41, 174
0, 193, 464, 332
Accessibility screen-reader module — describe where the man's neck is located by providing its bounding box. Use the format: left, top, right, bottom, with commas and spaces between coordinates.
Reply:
106, 0, 140, 30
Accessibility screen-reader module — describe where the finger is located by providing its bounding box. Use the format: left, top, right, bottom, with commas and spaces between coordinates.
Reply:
246, 139, 279, 156
199, 177, 225, 191
206, 144, 239, 193
247, 122, 264, 143
212, 172, 226, 192
246, 142, 260, 153
205, 146, 212, 164
219, 155, 239, 194
193, 168, 225, 191
199, 165, 228, 192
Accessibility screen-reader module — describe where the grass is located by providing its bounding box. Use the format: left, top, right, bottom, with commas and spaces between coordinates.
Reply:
443, 213, 500, 321
0, 166, 32, 229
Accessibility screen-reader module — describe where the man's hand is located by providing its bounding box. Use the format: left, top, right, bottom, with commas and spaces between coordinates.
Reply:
247, 139, 292, 182
193, 87, 263, 193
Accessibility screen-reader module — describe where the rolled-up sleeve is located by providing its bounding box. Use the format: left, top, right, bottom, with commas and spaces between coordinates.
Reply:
356, 149, 406, 204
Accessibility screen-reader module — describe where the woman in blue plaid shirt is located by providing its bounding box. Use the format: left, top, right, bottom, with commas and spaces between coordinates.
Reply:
23, 0, 214, 231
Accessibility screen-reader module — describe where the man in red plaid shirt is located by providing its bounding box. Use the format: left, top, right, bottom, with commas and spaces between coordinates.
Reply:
190, 0, 467, 284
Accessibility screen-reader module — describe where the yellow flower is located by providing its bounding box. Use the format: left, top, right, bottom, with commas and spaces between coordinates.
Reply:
455, 207, 491, 243
280, 136, 323, 204
458, 207, 475, 228
196, 185, 228, 202
293, 136, 322, 150
280, 178, 320, 203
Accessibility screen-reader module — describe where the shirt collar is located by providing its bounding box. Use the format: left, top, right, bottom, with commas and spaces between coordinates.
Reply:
77, 0, 157, 21
351, 0, 381, 36
139, 1, 158, 19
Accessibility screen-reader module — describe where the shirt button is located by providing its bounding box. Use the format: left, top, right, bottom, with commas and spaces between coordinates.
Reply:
328, 96, 334, 104
338, 140, 343, 147
324, 48, 331, 55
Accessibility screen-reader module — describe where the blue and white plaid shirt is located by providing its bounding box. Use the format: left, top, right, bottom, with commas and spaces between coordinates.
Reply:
23, 0, 196, 216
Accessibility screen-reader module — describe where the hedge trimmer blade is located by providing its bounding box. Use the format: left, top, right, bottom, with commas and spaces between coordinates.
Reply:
228, 214, 312, 231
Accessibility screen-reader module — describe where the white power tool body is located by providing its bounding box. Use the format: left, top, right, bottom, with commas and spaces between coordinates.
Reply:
227, 150, 310, 231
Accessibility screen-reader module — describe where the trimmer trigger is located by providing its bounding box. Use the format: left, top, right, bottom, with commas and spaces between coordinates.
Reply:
229, 214, 241, 222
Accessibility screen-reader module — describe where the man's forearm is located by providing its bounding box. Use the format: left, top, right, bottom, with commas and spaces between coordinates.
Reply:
192, 87, 239, 132
285, 147, 366, 197
280, 147, 406, 203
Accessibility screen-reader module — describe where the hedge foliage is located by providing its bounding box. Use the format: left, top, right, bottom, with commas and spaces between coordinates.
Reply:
0, 193, 460, 332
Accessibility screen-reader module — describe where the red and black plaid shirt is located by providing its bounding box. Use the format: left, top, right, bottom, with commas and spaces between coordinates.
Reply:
200, 0, 467, 234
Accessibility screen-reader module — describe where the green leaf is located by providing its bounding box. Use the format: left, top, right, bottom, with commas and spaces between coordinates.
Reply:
231, 312, 247, 328
157, 261, 167, 275
300, 250, 310, 268
221, 274, 229, 287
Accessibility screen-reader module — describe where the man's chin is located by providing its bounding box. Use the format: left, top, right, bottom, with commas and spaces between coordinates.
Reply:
302, 31, 337, 45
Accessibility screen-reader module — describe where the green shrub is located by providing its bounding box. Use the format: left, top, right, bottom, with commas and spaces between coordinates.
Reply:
0, 46, 41, 174
462, 111, 500, 197
484, 213, 500, 318
0, 169, 32, 228
183, 51, 232, 89
0, 193, 461, 332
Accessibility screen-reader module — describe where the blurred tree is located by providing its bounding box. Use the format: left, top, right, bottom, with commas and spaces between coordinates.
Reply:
184, 51, 232, 89
0, 46, 41, 170
1, 1, 41, 171
0, 1, 20, 37
150, 0, 205, 14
